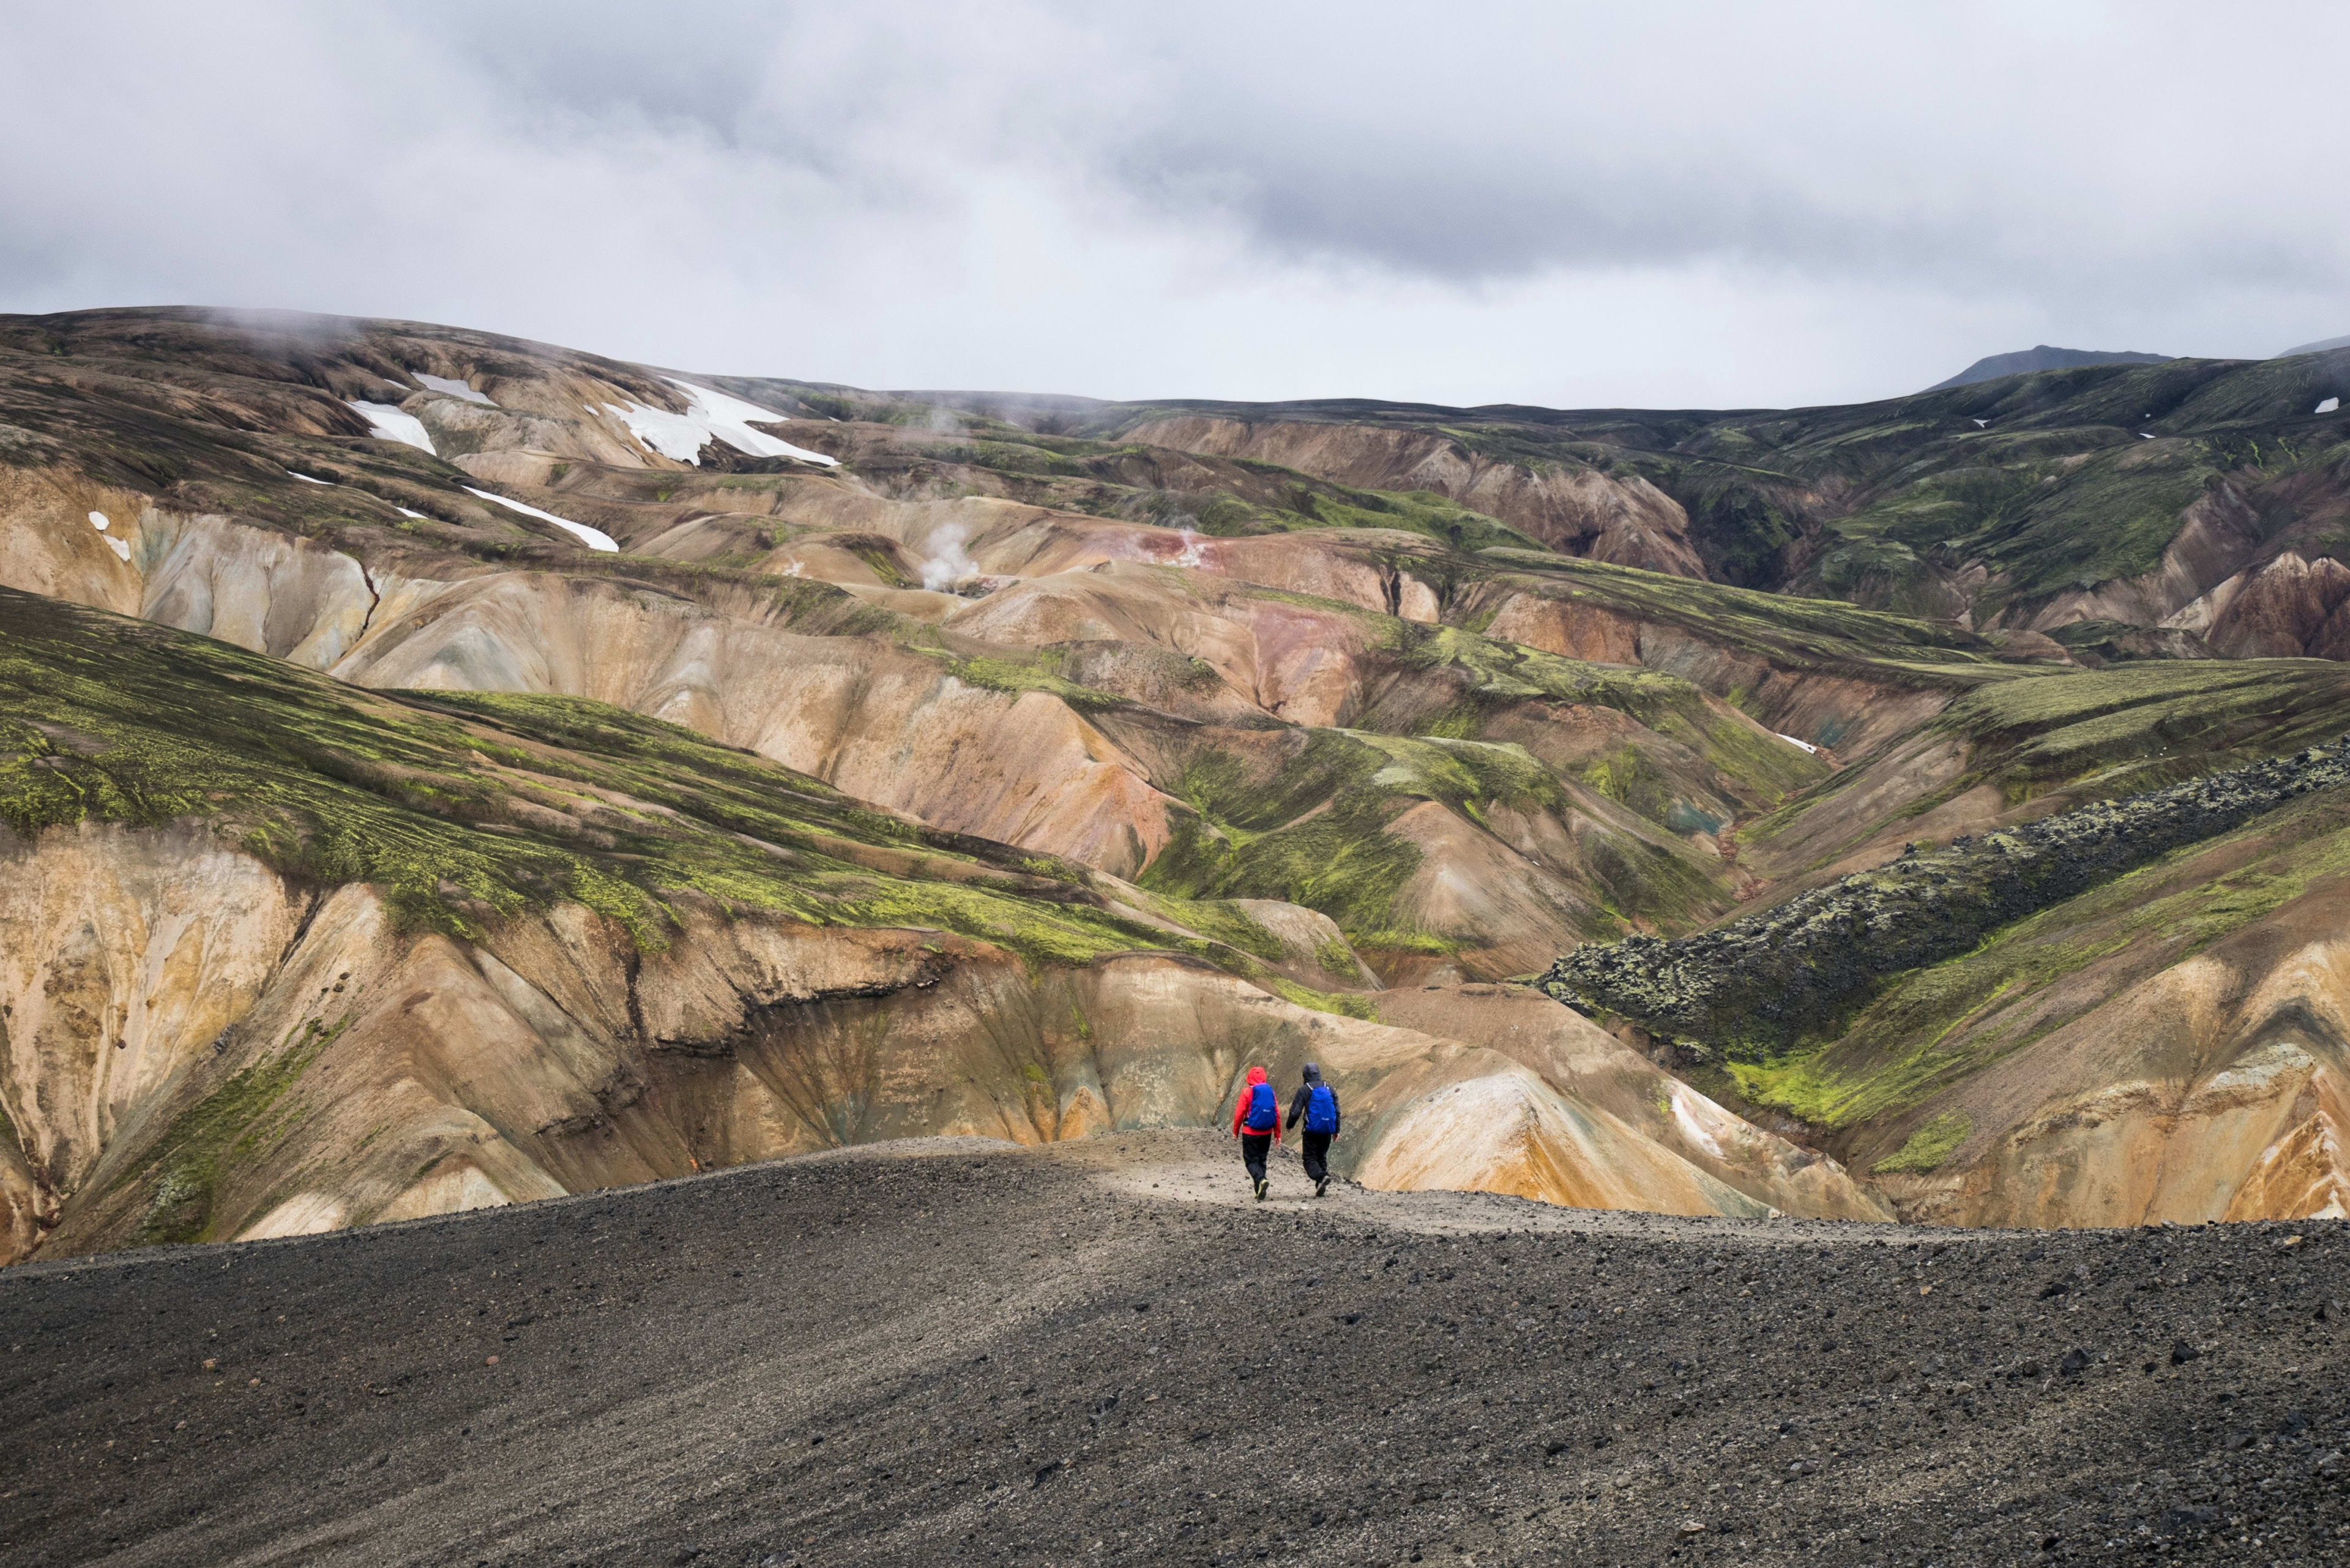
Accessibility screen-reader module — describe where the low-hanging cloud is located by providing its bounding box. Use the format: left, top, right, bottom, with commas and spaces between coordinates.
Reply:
1, 1, 2343, 408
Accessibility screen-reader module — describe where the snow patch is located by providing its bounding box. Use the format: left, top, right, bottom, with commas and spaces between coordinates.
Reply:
397, 506, 426, 519
1775, 732, 1819, 754
415, 373, 494, 406
917, 521, 977, 589
2319, 397, 2341, 414
287, 470, 332, 485
2139, 432, 2155, 440
463, 486, 618, 552
88, 508, 128, 559
347, 399, 437, 455
1971, 417, 1989, 428
601, 401, 704, 463
603, 379, 837, 468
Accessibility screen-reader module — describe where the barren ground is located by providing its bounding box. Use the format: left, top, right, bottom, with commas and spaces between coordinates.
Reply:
4, 1131, 2347, 1567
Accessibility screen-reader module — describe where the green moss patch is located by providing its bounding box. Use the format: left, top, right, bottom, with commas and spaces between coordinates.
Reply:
938, 651, 1128, 712
1139, 733, 1430, 944
1941, 660, 2350, 790
1357, 618, 1819, 821
1314, 937, 1361, 977
1871, 1113, 1972, 1174
130, 1014, 343, 1245
1263, 977, 1381, 1021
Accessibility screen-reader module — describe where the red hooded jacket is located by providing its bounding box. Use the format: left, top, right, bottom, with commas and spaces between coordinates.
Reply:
1230, 1065, 1281, 1143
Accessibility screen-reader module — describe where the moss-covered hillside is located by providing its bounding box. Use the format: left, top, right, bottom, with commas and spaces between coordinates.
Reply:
1546, 736, 2350, 1052
1458, 548, 2023, 680
1727, 655, 2350, 889
0, 588, 1261, 969
1738, 779, 2350, 1145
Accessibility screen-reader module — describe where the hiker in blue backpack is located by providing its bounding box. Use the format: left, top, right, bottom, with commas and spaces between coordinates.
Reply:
1286, 1062, 1342, 1198
1229, 1064, 1281, 1200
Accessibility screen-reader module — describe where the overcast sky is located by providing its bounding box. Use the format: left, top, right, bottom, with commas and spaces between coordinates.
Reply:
4, 2, 2343, 408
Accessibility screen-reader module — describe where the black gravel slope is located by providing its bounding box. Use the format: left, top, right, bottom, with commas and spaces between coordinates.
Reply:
3, 1132, 2348, 1567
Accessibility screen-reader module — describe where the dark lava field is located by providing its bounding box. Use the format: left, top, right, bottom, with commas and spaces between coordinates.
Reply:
3, 1131, 2347, 1567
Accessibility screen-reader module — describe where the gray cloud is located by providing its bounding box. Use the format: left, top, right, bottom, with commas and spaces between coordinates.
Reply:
1106, 2, 2349, 294
1, 1, 2342, 407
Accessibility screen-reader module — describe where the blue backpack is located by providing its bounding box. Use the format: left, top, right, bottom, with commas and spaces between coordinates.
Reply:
1305, 1083, 1338, 1133
1243, 1081, 1278, 1130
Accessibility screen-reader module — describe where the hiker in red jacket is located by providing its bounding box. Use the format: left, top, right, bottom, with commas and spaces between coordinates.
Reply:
1230, 1064, 1281, 1201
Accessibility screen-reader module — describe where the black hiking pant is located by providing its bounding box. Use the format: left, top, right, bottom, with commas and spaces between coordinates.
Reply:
1240, 1133, 1272, 1189
1300, 1130, 1333, 1186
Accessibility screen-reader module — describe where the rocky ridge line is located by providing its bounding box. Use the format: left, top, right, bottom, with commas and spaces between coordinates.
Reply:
1542, 739, 2350, 1052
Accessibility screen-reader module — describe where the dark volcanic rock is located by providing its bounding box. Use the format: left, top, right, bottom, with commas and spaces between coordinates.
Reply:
1544, 739, 2350, 1051
2, 1131, 2348, 1566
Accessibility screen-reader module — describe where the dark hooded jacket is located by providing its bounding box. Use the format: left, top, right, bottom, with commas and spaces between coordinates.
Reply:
1285, 1062, 1340, 1135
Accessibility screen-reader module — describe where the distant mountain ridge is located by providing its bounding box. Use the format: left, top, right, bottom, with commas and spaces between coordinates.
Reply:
2278, 334, 2350, 357
1925, 343, 2171, 391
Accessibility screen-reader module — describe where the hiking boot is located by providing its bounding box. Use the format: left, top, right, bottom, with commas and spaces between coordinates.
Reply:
1315, 1177, 1329, 1198
1253, 1178, 1269, 1201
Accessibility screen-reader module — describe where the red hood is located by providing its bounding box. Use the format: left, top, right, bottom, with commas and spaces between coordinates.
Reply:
1233, 1066, 1279, 1138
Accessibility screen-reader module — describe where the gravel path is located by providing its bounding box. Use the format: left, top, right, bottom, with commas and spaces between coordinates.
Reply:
4, 1130, 2346, 1566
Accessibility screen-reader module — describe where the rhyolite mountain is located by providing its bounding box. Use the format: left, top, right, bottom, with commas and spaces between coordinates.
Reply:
4, 304, 2350, 1263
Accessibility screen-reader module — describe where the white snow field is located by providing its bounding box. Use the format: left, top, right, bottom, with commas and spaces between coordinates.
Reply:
1775, 732, 1820, 754
605, 379, 837, 468
287, 471, 332, 484
2319, 397, 2341, 414
462, 486, 619, 552
415, 373, 495, 406
347, 400, 437, 455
